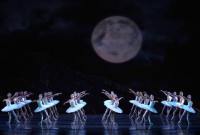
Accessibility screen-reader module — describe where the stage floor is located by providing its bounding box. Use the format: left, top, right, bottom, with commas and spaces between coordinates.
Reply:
0, 114, 200, 135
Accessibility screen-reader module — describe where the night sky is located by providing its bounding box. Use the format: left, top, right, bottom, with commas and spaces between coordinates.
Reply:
0, 0, 199, 114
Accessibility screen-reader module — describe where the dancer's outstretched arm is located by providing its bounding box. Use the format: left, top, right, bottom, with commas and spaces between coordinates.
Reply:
63, 100, 70, 105
160, 90, 168, 96
129, 88, 136, 95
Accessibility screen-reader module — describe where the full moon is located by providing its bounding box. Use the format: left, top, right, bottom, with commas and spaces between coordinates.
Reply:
91, 16, 142, 63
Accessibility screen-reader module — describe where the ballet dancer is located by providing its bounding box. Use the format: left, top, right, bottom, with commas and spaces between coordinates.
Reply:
160, 90, 172, 116
178, 94, 196, 124
13, 92, 27, 120
23, 91, 33, 116
136, 91, 150, 121
47, 92, 62, 120
171, 91, 185, 120
104, 93, 123, 125
129, 89, 140, 118
47, 92, 61, 117
43, 92, 56, 122
75, 91, 89, 122
33, 94, 51, 124
139, 94, 158, 125
166, 91, 178, 118
63, 93, 86, 124
101, 89, 115, 124
20, 91, 33, 118
1, 93, 21, 124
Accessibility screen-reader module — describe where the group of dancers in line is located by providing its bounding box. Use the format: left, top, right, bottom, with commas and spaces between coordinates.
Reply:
1, 89, 196, 125
1, 90, 89, 125
128, 89, 196, 125
1, 91, 61, 124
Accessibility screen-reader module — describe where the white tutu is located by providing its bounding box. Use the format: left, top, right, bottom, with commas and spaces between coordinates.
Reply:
34, 101, 49, 113
79, 100, 87, 106
34, 105, 49, 113
176, 102, 184, 109
129, 100, 141, 107
182, 105, 196, 113
1, 102, 25, 112
104, 100, 112, 106
138, 104, 157, 113
46, 102, 55, 108
105, 104, 123, 113
161, 101, 172, 107
66, 104, 85, 113
23, 100, 32, 105
51, 100, 59, 106
169, 101, 178, 107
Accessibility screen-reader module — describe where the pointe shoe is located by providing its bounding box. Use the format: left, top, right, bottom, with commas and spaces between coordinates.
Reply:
6, 121, 11, 124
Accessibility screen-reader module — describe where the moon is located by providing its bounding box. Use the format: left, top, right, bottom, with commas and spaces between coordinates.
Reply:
91, 16, 142, 63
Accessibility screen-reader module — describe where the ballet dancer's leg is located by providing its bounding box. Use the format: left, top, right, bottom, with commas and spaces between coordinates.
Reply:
23, 106, 30, 118
54, 106, 59, 116
40, 112, 44, 124
148, 112, 153, 125
105, 110, 112, 124
77, 110, 84, 124
27, 104, 33, 116
44, 109, 51, 123
6, 112, 11, 123
160, 106, 166, 116
178, 108, 182, 119
186, 112, 191, 124
178, 110, 186, 124
139, 109, 148, 124
166, 107, 172, 118
129, 105, 135, 117
20, 108, 27, 120
12, 110, 20, 124
171, 107, 178, 120
102, 108, 109, 123
131, 106, 138, 118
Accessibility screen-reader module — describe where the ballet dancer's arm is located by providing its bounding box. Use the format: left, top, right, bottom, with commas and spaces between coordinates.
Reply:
160, 90, 168, 96
32, 100, 38, 102
143, 91, 150, 98
63, 100, 70, 105
118, 97, 124, 101
79, 93, 89, 98
129, 88, 136, 95
54, 93, 62, 96
3, 98, 8, 102
101, 90, 111, 99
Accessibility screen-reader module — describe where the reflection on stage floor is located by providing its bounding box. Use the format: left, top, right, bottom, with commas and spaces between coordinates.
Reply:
0, 114, 200, 135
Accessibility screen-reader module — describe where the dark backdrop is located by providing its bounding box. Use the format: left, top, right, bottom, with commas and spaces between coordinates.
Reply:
0, 0, 199, 114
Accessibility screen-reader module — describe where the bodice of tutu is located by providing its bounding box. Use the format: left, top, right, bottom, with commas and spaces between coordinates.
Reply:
77, 98, 80, 103
187, 101, 193, 108
111, 100, 114, 105
69, 99, 76, 107
138, 97, 143, 103
144, 99, 149, 105
50, 97, 53, 102
172, 96, 178, 102
167, 95, 172, 102
6, 100, 11, 106
13, 97, 19, 104
114, 100, 119, 108
43, 98, 49, 105
149, 101, 155, 107
135, 96, 139, 101
179, 97, 185, 104
37, 100, 44, 108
